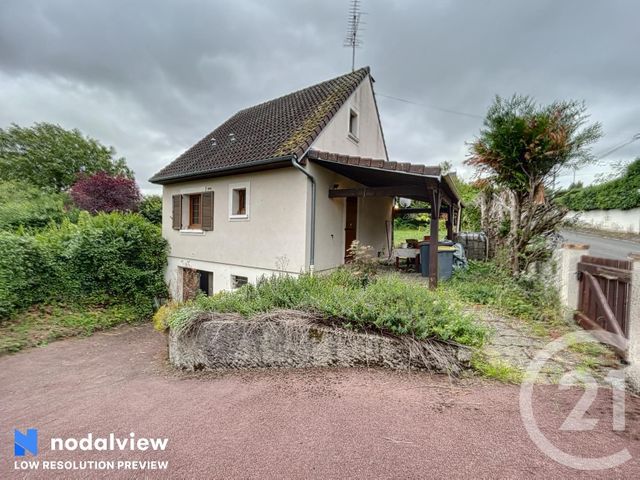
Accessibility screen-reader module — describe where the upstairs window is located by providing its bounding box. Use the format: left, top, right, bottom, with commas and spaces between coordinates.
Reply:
189, 194, 202, 229
348, 109, 359, 140
229, 183, 250, 219
173, 191, 214, 231
234, 188, 246, 215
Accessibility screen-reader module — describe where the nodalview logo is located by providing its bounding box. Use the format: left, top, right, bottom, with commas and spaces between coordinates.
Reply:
14, 429, 38, 457
13, 429, 169, 472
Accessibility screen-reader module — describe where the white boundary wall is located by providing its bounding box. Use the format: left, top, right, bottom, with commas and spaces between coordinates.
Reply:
567, 207, 640, 234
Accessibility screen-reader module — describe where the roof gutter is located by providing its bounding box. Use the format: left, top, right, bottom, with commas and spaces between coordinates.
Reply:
149, 155, 294, 184
290, 151, 316, 274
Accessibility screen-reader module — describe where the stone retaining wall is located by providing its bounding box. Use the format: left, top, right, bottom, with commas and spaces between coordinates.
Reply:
169, 312, 470, 375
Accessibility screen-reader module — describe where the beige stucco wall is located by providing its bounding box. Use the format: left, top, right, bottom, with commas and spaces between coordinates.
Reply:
307, 163, 393, 272
162, 166, 308, 296
358, 196, 394, 257
307, 73, 390, 271
311, 76, 387, 160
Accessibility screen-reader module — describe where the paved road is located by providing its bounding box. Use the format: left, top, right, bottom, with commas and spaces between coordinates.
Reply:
560, 229, 640, 260
1, 325, 639, 479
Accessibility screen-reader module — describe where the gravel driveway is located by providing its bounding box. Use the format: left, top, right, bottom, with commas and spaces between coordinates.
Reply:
1, 324, 639, 479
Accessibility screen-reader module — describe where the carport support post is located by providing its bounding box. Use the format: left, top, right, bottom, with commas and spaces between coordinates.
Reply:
429, 189, 441, 290
445, 206, 453, 241
626, 253, 640, 392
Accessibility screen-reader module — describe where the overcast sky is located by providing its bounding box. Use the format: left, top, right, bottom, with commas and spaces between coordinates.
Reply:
1, 0, 638, 193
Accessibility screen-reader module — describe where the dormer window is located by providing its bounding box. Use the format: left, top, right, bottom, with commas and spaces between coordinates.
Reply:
348, 109, 359, 140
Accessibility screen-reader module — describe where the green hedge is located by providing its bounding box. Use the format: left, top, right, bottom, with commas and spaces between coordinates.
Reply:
0, 212, 168, 319
0, 181, 68, 230
559, 158, 640, 211
0, 233, 51, 316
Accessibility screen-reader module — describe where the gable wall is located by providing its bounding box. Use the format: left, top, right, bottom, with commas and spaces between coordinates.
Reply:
310, 76, 387, 160
306, 75, 392, 271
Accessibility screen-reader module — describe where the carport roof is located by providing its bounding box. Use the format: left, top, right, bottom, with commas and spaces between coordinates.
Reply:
306, 149, 463, 205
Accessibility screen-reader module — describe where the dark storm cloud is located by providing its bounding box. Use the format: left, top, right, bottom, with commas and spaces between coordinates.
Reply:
0, 0, 638, 191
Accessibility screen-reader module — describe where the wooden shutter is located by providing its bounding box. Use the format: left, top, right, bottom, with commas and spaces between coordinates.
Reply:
202, 191, 214, 231
172, 195, 182, 230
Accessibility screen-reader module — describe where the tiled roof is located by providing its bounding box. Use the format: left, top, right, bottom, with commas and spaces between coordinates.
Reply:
150, 67, 371, 184
306, 149, 442, 177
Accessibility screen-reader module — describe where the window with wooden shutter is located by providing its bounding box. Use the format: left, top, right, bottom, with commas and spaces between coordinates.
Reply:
202, 191, 214, 231
172, 195, 182, 230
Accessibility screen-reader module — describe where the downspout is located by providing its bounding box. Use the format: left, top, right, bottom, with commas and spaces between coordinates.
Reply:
291, 153, 316, 274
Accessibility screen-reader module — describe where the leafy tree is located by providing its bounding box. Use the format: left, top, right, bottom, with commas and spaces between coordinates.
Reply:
467, 95, 601, 274
0, 123, 131, 192
70, 172, 141, 214
139, 195, 163, 225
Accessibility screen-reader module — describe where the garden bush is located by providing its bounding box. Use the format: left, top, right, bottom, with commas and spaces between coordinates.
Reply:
0, 232, 50, 318
0, 212, 168, 319
139, 195, 163, 225
165, 270, 486, 347
0, 181, 68, 231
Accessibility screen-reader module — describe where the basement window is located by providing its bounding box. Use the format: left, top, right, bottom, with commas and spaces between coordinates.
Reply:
231, 275, 248, 289
348, 109, 359, 140
197, 270, 213, 296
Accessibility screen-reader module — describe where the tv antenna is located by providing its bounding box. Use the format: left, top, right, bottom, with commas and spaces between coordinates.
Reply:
344, 0, 365, 71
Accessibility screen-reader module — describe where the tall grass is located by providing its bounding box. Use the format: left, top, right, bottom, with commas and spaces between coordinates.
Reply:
445, 261, 563, 330
164, 269, 486, 347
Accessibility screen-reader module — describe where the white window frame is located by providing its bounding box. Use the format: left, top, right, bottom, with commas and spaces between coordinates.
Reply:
229, 182, 250, 220
348, 108, 359, 142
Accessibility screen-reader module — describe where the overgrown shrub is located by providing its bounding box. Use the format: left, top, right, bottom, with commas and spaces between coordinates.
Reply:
165, 270, 486, 347
0, 212, 168, 319
139, 195, 162, 225
446, 261, 562, 327
62, 213, 167, 300
0, 181, 67, 231
346, 240, 378, 285
0, 233, 50, 317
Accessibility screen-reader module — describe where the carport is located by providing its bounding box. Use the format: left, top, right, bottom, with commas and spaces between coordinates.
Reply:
306, 149, 464, 288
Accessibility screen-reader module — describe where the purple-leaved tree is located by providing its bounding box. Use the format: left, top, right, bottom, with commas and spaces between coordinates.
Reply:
70, 171, 141, 213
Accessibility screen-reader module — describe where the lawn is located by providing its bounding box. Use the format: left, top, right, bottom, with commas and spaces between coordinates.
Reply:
393, 223, 448, 246
0, 302, 148, 354
394, 227, 430, 246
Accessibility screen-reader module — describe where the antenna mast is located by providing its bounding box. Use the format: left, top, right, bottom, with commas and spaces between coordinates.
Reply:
344, 0, 364, 72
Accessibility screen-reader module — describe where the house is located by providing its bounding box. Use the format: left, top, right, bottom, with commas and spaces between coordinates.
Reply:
150, 67, 462, 299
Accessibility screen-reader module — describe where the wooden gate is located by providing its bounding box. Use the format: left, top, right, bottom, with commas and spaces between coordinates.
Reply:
575, 255, 631, 357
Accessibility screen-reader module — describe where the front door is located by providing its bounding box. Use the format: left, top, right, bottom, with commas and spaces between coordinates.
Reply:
344, 197, 358, 261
